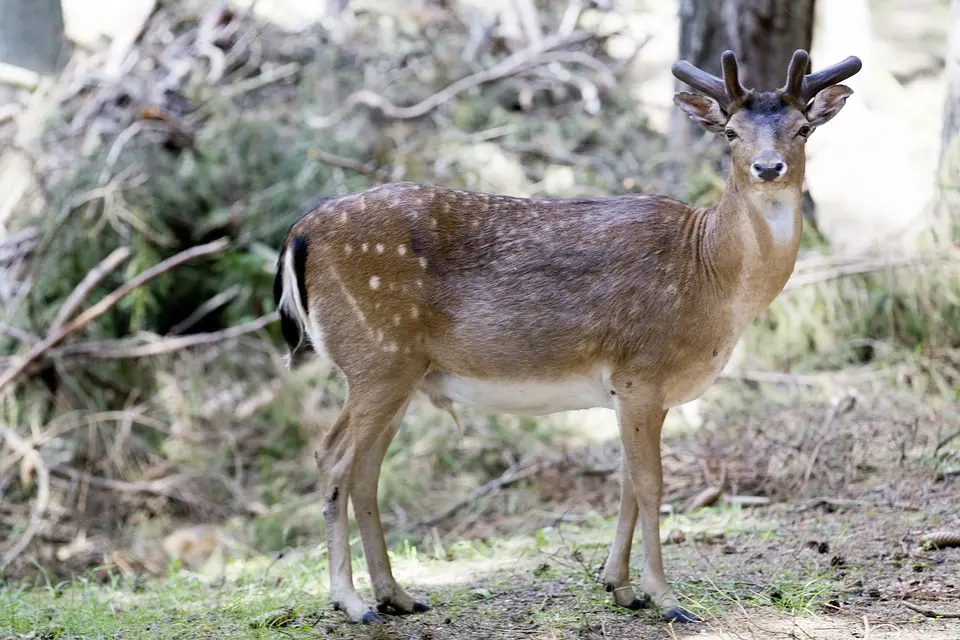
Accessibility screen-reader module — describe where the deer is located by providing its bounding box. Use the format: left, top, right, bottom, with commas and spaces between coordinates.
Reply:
273, 48, 862, 625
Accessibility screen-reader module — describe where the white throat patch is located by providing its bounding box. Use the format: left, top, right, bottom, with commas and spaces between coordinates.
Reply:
758, 190, 798, 246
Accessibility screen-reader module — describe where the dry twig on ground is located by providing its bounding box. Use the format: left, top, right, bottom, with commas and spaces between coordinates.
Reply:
0, 428, 50, 573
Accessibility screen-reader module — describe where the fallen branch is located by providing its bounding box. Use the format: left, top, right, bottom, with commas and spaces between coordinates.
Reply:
413, 455, 572, 529
0, 428, 50, 573
0, 238, 230, 393
784, 252, 959, 291
307, 30, 593, 129
901, 600, 960, 619
55, 311, 277, 360
50, 466, 205, 507
49, 247, 133, 331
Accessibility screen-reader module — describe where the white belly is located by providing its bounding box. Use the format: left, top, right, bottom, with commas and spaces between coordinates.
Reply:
422, 372, 614, 416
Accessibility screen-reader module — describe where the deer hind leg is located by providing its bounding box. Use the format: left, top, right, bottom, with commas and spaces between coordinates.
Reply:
316, 380, 418, 624
601, 455, 651, 610
351, 400, 430, 616
613, 383, 701, 624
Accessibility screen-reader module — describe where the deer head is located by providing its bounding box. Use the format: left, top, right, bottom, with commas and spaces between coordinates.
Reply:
672, 50, 862, 186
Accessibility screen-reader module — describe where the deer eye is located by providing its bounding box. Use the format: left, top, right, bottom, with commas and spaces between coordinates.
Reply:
796, 124, 812, 138
724, 128, 738, 141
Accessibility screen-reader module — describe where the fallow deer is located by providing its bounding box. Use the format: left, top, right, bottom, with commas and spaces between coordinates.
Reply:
273, 48, 862, 625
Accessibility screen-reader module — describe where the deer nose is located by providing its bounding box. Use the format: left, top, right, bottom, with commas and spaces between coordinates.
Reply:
751, 154, 787, 182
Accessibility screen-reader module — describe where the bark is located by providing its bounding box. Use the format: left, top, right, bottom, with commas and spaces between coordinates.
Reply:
672, 0, 816, 147
0, 0, 66, 75
940, 0, 960, 178
940, 0, 960, 239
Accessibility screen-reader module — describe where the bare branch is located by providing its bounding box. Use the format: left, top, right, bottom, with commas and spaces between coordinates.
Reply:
307, 30, 593, 129
57, 311, 277, 360
0, 238, 230, 393
49, 247, 133, 332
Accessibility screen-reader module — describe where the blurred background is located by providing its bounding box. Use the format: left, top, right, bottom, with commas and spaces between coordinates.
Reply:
0, 0, 958, 628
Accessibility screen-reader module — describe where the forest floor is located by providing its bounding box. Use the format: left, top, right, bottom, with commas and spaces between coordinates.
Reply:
3, 385, 958, 640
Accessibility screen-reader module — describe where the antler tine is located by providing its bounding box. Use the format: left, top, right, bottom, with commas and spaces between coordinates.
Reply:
781, 49, 809, 99
720, 50, 747, 105
801, 55, 863, 103
671, 60, 728, 107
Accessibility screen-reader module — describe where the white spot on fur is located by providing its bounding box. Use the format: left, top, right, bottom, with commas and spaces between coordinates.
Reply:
369, 275, 380, 290
376, 243, 385, 253
361, 243, 369, 252
344, 244, 353, 254
418, 257, 428, 269
339, 211, 348, 223
429, 217, 438, 229
385, 342, 399, 353
443, 203, 451, 213
416, 198, 424, 206
359, 196, 366, 212
416, 279, 423, 288
398, 245, 407, 256
410, 305, 420, 319
393, 314, 401, 326
376, 329, 384, 342
471, 220, 479, 228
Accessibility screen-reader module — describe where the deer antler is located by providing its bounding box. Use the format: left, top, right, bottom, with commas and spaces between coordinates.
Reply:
780, 49, 863, 104
671, 50, 748, 112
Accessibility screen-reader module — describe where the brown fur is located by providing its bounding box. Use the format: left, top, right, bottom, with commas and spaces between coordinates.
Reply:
274, 49, 862, 625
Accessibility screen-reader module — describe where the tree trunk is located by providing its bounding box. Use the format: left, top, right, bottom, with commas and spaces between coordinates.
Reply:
672, 0, 816, 147
0, 0, 66, 75
939, 0, 960, 241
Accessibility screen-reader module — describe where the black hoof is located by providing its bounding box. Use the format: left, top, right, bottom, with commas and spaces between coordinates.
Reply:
625, 595, 652, 611
361, 611, 386, 624
662, 606, 702, 623
413, 601, 430, 613
376, 600, 431, 616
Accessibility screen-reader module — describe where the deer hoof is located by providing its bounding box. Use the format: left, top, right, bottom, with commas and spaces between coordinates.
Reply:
376, 599, 430, 616
361, 611, 386, 624
661, 606, 702, 623
625, 594, 652, 610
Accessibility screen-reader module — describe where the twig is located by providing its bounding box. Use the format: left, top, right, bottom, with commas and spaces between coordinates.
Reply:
721, 367, 895, 387
901, 600, 960, 619
55, 311, 277, 360
307, 148, 377, 175
50, 467, 204, 507
219, 61, 301, 99
0, 238, 230, 393
413, 456, 571, 529
307, 30, 593, 129
49, 247, 132, 332
168, 284, 242, 335
0, 324, 35, 343
0, 428, 50, 573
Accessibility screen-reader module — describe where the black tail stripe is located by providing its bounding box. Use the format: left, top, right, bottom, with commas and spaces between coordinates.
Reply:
291, 235, 309, 314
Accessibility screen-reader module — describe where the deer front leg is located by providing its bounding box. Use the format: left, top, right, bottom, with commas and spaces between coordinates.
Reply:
614, 385, 701, 623
601, 455, 650, 610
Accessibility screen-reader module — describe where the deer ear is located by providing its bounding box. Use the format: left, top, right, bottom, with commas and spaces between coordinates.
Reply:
805, 85, 853, 127
674, 92, 728, 134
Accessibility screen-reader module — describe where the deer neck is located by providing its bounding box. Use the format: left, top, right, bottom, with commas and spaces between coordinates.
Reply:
715, 169, 804, 312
